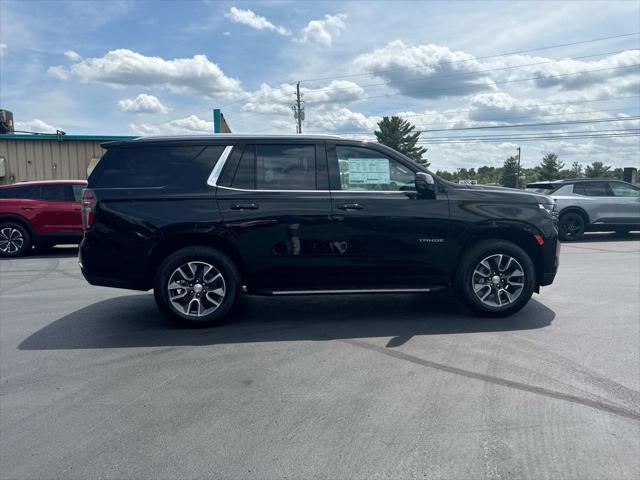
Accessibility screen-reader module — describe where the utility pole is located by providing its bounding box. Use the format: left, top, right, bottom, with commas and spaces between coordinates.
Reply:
516, 146, 521, 189
291, 82, 304, 134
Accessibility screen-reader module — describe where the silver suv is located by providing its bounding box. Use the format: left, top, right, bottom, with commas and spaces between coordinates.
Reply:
526, 179, 640, 240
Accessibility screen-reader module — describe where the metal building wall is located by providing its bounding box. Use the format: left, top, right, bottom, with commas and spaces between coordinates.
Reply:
0, 139, 107, 184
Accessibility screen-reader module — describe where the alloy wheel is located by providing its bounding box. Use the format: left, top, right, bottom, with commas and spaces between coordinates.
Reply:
0, 227, 25, 255
559, 213, 584, 240
471, 254, 525, 308
167, 261, 226, 317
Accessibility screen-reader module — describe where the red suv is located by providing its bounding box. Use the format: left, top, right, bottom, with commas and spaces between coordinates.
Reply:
0, 180, 87, 257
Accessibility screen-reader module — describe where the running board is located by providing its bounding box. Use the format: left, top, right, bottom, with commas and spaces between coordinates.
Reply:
251, 286, 446, 296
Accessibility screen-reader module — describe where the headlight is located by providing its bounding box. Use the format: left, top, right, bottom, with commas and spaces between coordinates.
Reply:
538, 203, 557, 216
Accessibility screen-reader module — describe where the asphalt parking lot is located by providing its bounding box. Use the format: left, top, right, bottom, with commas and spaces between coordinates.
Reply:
1, 234, 639, 479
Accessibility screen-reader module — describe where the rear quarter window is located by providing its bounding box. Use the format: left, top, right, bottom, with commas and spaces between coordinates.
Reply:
89, 145, 207, 188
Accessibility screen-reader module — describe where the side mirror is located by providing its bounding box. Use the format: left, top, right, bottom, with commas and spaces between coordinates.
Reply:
415, 172, 436, 198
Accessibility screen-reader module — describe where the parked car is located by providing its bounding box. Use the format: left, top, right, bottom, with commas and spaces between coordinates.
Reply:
526, 179, 640, 241
0, 180, 87, 257
79, 135, 560, 326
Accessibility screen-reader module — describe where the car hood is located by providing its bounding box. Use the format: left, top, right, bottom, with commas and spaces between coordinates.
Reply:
453, 184, 553, 204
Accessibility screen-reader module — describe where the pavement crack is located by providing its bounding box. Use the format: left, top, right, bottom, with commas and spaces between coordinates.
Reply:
339, 338, 640, 423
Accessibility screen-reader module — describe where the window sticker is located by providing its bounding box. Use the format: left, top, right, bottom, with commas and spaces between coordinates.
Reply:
347, 158, 390, 184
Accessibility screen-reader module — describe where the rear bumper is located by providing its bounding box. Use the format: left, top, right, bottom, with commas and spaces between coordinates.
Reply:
80, 265, 147, 290
79, 235, 149, 291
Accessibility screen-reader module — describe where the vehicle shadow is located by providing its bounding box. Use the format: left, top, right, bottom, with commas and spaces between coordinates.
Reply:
26, 245, 79, 259
19, 292, 555, 350
567, 232, 640, 243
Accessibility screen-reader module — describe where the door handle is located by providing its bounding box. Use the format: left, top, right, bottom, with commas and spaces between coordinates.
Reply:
230, 203, 259, 210
337, 203, 364, 210
20, 206, 35, 211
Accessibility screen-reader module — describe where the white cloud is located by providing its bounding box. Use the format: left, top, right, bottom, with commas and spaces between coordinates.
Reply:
353, 41, 495, 98
129, 115, 213, 135
307, 107, 380, 132
225, 7, 290, 36
489, 50, 640, 91
118, 94, 171, 114
47, 49, 244, 99
64, 50, 82, 62
0, 43, 7, 57
467, 92, 545, 122
15, 119, 58, 133
300, 14, 346, 46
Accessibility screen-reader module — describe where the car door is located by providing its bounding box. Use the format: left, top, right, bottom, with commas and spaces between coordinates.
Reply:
326, 142, 450, 287
39, 184, 81, 233
609, 181, 640, 225
573, 181, 618, 225
215, 140, 334, 291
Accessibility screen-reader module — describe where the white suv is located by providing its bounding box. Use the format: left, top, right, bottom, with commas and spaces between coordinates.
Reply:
526, 179, 640, 240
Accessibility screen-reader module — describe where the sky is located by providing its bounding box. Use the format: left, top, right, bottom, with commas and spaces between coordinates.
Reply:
0, 0, 639, 171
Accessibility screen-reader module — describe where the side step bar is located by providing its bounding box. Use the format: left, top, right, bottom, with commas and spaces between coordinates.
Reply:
249, 286, 446, 296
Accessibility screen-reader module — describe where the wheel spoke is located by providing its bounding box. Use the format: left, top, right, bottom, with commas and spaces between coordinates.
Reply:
167, 260, 226, 318
471, 253, 525, 308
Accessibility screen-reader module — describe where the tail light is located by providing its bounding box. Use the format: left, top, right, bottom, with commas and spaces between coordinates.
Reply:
81, 189, 97, 230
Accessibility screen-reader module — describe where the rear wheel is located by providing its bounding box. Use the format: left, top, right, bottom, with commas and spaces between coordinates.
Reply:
0, 222, 31, 257
558, 212, 585, 241
454, 240, 536, 317
154, 247, 240, 327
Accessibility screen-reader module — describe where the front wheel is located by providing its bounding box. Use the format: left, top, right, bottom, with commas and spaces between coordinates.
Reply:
454, 240, 536, 317
154, 247, 241, 327
558, 212, 585, 241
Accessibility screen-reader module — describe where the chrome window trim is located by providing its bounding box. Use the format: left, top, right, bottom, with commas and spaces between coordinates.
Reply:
216, 185, 413, 194
206, 145, 234, 186
207, 144, 415, 194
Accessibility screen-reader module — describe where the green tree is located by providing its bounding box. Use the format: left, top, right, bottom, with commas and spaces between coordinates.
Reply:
375, 116, 429, 167
537, 153, 564, 180
501, 156, 519, 188
584, 161, 611, 178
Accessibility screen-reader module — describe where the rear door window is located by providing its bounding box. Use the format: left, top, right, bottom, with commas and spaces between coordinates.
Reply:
90, 146, 205, 188
256, 144, 316, 190
41, 184, 73, 202
0, 185, 40, 199
574, 182, 614, 197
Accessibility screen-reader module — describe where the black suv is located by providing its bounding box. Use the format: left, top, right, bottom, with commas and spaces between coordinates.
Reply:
79, 135, 559, 326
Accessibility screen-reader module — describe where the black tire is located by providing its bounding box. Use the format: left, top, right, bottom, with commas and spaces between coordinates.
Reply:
454, 239, 536, 317
0, 222, 32, 258
558, 212, 585, 241
153, 246, 241, 327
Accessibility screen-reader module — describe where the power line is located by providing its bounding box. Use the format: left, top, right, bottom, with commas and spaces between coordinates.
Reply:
140, 33, 640, 129
220, 48, 639, 116
297, 31, 640, 84
416, 130, 640, 144
333, 105, 639, 135
297, 49, 638, 96
418, 115, 640, 133
392, 95, 640, 122
419, 127, 639, 141
326, 63, 640, 105
160, 33, 640, 122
